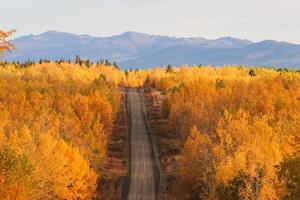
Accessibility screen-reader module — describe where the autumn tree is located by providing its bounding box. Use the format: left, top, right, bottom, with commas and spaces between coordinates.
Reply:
0, 29, 15, 55
0, 147, 34, 200
145, 65, 300, 200
278, 139, 300, 200
0, 61, 121, 199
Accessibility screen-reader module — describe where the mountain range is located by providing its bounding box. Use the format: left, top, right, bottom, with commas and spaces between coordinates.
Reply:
4, 31, 300, 69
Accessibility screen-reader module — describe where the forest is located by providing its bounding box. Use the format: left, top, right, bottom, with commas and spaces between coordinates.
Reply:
0, 61, 124, 199
142, 66, 300, 200
1, 30, 300, 200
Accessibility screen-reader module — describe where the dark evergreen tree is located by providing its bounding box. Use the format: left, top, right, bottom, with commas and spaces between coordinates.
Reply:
112, 61, 119, 69
166, 64, 173, 73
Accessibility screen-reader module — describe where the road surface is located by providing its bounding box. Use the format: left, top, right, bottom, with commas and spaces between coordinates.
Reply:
127, 89, 156, 200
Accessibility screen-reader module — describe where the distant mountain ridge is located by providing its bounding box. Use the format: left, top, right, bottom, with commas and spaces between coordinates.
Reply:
4, 31, 300, 69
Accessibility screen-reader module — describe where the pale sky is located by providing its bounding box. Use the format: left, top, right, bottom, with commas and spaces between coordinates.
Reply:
2, 0, 300, 43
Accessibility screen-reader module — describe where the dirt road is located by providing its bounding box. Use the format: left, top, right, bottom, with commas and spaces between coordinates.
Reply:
127, 89, 156, 200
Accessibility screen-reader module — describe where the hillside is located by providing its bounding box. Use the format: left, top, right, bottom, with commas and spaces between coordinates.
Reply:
4, 31, 300, 69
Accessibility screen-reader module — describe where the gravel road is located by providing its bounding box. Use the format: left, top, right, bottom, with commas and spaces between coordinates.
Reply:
127, 89, 156, 200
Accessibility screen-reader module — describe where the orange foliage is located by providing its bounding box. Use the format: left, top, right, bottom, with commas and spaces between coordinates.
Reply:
0, 62, 120, 199
142, 66, 300, 199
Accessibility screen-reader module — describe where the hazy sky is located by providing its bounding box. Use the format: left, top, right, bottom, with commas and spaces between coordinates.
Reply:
2, 0, 300, 43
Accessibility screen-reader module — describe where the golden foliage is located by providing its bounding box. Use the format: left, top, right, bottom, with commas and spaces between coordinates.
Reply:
0, 62, 120, 199
140, 66, 300, 199
0, 60, 299, 199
